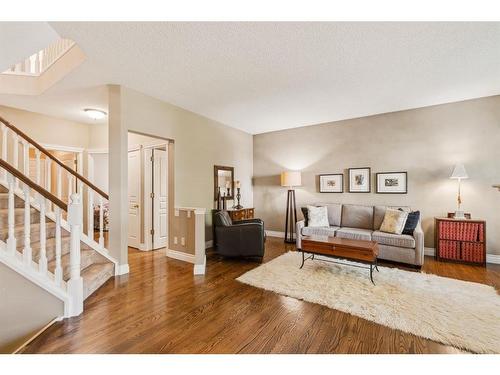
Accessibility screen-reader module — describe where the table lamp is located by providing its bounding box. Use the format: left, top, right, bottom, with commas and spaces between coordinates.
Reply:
450, 164, 468, 219
281, 171, 302, 243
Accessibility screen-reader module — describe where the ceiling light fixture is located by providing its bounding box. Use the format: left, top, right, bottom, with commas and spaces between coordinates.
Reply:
84, 108, 107, 120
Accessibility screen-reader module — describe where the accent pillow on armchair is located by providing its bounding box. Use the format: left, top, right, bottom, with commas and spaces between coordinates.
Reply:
307, 205, 329, 227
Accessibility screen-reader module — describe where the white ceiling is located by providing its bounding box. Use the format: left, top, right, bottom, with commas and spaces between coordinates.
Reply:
1, 22, 500, 134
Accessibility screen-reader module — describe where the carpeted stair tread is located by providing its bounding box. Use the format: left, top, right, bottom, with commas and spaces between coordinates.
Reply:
0, 193, 24, 209
82, 262, 114, 299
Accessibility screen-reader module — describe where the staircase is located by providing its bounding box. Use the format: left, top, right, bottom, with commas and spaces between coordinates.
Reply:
0, 115, 117, 317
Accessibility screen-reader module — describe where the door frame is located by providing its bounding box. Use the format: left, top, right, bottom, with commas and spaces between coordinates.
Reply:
87, 140, 169, 251
143, 142, 169, 251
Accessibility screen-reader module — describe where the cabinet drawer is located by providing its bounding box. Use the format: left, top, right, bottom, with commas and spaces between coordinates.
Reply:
245, 209, 254, 219
230, 210, 245, 221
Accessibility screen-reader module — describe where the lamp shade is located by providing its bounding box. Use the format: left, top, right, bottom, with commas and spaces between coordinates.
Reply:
281, 171, 302, 187
450, 164, 469, 179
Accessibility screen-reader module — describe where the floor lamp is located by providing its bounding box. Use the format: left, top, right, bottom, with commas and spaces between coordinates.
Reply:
281, 171, 301, 244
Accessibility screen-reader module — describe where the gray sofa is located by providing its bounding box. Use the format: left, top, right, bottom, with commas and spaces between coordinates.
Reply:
296, 203, 424, 267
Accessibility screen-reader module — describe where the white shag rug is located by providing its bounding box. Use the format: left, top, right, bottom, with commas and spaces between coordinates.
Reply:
236, 251, 500, 353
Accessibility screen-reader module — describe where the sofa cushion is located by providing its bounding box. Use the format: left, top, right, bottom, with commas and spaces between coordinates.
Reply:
372, 231, 416, 249
307, 205, 329, 227
380, 208, 408, 234
400, 209, 420, 235
319, 203, 342, 227
341, 204, 374, 230
336, 227, 373, 241
300, 207, 309, 226
374, 205, 412, 230
302, 226, 339, 237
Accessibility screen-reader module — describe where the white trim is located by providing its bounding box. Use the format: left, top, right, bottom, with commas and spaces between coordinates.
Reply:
194, 256, 206, 275
87, 148, 108, 154
166, 248, 195, 264
487, 254, 500, 264
0, 245, 69, 303
266, 230, 285, 238
12, 316, 62, 354
424, 247, 499, 264
40, 143, 85, 153
205, 240, 213, 249
115, 263, 130, 275
424, 247, 435, 256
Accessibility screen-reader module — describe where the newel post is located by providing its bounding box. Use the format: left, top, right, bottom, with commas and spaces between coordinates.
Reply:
66, 193, 83, 317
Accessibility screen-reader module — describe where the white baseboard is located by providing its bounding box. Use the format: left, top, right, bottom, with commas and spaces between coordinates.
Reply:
115, 263, 129, 276
166, 248, 195, 264
266, 230, 285, 238
424, 247, 436, 256
193, 256, 206, 275
422, 247, 500, 265
205, 240, 213, 249
486, 254, 500, 264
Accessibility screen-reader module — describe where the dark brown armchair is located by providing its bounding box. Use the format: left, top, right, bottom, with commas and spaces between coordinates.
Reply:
213, 211, 265, 260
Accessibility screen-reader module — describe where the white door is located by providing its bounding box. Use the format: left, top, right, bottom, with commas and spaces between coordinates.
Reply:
152, 149, 168, 249
128, 150, 141, 248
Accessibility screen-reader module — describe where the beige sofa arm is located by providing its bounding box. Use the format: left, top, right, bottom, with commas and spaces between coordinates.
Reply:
413, 220, 425, 266
296, 220, 305, 250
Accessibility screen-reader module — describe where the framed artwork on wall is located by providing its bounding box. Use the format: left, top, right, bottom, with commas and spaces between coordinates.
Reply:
319, 174, 344, 193
376, 172, 408, 194
348, 167, 371, 193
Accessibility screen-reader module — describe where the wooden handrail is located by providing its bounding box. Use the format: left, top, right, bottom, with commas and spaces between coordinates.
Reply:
0, 159, 68, 211
0, 115, 109, 200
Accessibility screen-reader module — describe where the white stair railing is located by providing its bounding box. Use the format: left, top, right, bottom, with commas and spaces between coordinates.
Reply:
0, 116, 111, 253
0, 159, 83, 317
2, 39, 75, 76
0, 114, 116, 317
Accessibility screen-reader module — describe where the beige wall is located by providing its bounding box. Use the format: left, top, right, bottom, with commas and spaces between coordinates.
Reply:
0, 105, 90, 149
253, 95, 500, 255
0, 263, 63, 353
107, 86, 253, 265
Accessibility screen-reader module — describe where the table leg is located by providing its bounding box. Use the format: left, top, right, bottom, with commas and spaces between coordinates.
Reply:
375, 258, 379, 272
370, 264, 375, 285
300, 250, 305, 269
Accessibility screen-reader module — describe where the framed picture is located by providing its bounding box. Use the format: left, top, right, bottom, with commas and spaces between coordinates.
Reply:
319, 174, 344, 193
376, 172, 408, 194
348, 167, 371, 193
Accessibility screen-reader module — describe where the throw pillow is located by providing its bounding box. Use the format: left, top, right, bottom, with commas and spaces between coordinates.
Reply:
399, 209, 420, 235
379, 208, 408, 235
307, 205, 329, 227
301, 207, 309, 226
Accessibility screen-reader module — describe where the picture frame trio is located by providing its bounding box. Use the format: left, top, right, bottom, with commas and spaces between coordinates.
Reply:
319, 168, 407, 194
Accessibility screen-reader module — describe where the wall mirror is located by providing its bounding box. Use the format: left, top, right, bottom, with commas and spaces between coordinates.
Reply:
214, 165, 234, 200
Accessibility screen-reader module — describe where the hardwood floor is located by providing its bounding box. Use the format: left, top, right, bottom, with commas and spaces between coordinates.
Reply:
21, 237, 500, 354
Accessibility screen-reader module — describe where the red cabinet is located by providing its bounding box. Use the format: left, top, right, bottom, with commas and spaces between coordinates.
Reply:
435, 217, 486, 265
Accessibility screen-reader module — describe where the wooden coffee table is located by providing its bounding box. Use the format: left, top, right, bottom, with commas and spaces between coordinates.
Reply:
300, 235, 379, 284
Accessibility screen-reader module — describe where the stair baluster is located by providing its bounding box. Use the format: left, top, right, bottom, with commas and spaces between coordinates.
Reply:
67, 174, 72, 206
87, 186, 94, 240
23, 184, 32, 266
99, 195, 104, 248
38, 194, 48, 275
45, 158, 51, 211
54, 207, 63, 286
35, 149, 41, 185
6, 173, 17, 254
13, 133, 19, 188
56, 164, 62, 199
1, 124, 7, 180
22, 140, 29, 177
67, 193, 83, 317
